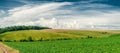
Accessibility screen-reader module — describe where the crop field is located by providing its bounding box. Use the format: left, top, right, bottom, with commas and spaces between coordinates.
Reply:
0, 29, 114, 41
4, 34, 120, 53
1, 29, 120, 53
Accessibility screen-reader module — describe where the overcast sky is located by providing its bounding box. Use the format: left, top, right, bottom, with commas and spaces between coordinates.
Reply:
0, 0, 120, 29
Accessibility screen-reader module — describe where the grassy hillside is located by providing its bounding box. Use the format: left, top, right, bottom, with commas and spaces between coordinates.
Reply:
4, 34, 120, 53
1, 29, 120, 53
0, 29, 117, 42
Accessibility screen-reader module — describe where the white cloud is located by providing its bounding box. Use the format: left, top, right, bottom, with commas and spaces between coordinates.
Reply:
0, 10, 5, 17
0, 2, 73, 27
0, 2, 120, 29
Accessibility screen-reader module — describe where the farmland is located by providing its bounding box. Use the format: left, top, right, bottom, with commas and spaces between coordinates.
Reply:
0, 29, 119, 53
0, 29, 114, 42
4, 34, 120, 53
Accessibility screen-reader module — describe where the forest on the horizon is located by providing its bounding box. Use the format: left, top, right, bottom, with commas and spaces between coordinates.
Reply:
0, 26, 51, 34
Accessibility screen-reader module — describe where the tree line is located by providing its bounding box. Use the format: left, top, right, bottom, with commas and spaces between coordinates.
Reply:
0, 26, 51, 34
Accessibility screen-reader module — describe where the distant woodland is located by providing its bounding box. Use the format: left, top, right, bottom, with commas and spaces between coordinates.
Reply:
0, 26, 51, 34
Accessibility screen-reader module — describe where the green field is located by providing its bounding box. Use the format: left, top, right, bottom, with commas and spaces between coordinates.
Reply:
0, 29, 120, 53
4, 34, 120, 53
0, 29, 114, 41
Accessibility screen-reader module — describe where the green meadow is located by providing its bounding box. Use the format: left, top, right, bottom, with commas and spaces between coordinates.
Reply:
0, 29, 113, 41
4, 34, 120, 53
0, 29, 120, 53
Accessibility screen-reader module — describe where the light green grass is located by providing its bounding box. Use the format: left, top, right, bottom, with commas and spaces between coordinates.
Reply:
4, 34, 120, 53
0, 29, 114, 41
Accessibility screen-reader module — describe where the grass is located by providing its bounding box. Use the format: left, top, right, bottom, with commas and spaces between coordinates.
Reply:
4, 34, 120, 53
0, 29, 114, 42
1, 29, 120, 53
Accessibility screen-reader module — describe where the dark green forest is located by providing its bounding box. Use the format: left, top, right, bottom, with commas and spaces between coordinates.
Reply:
0, 26, 51, 34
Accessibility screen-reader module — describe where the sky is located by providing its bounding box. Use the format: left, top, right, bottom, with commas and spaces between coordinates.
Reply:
0, 0, 120, 29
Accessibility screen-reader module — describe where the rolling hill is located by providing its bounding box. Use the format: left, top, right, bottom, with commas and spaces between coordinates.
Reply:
0, 29, 117, 42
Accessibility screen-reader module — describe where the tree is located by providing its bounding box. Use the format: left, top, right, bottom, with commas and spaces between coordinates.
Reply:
0, 25, 51, 34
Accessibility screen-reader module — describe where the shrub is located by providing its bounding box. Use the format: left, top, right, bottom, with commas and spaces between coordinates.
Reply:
88, 36, 93, 38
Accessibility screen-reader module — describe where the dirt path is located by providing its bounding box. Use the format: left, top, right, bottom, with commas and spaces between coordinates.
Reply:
0, 47, 4, 53
0, 42, 19, 53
